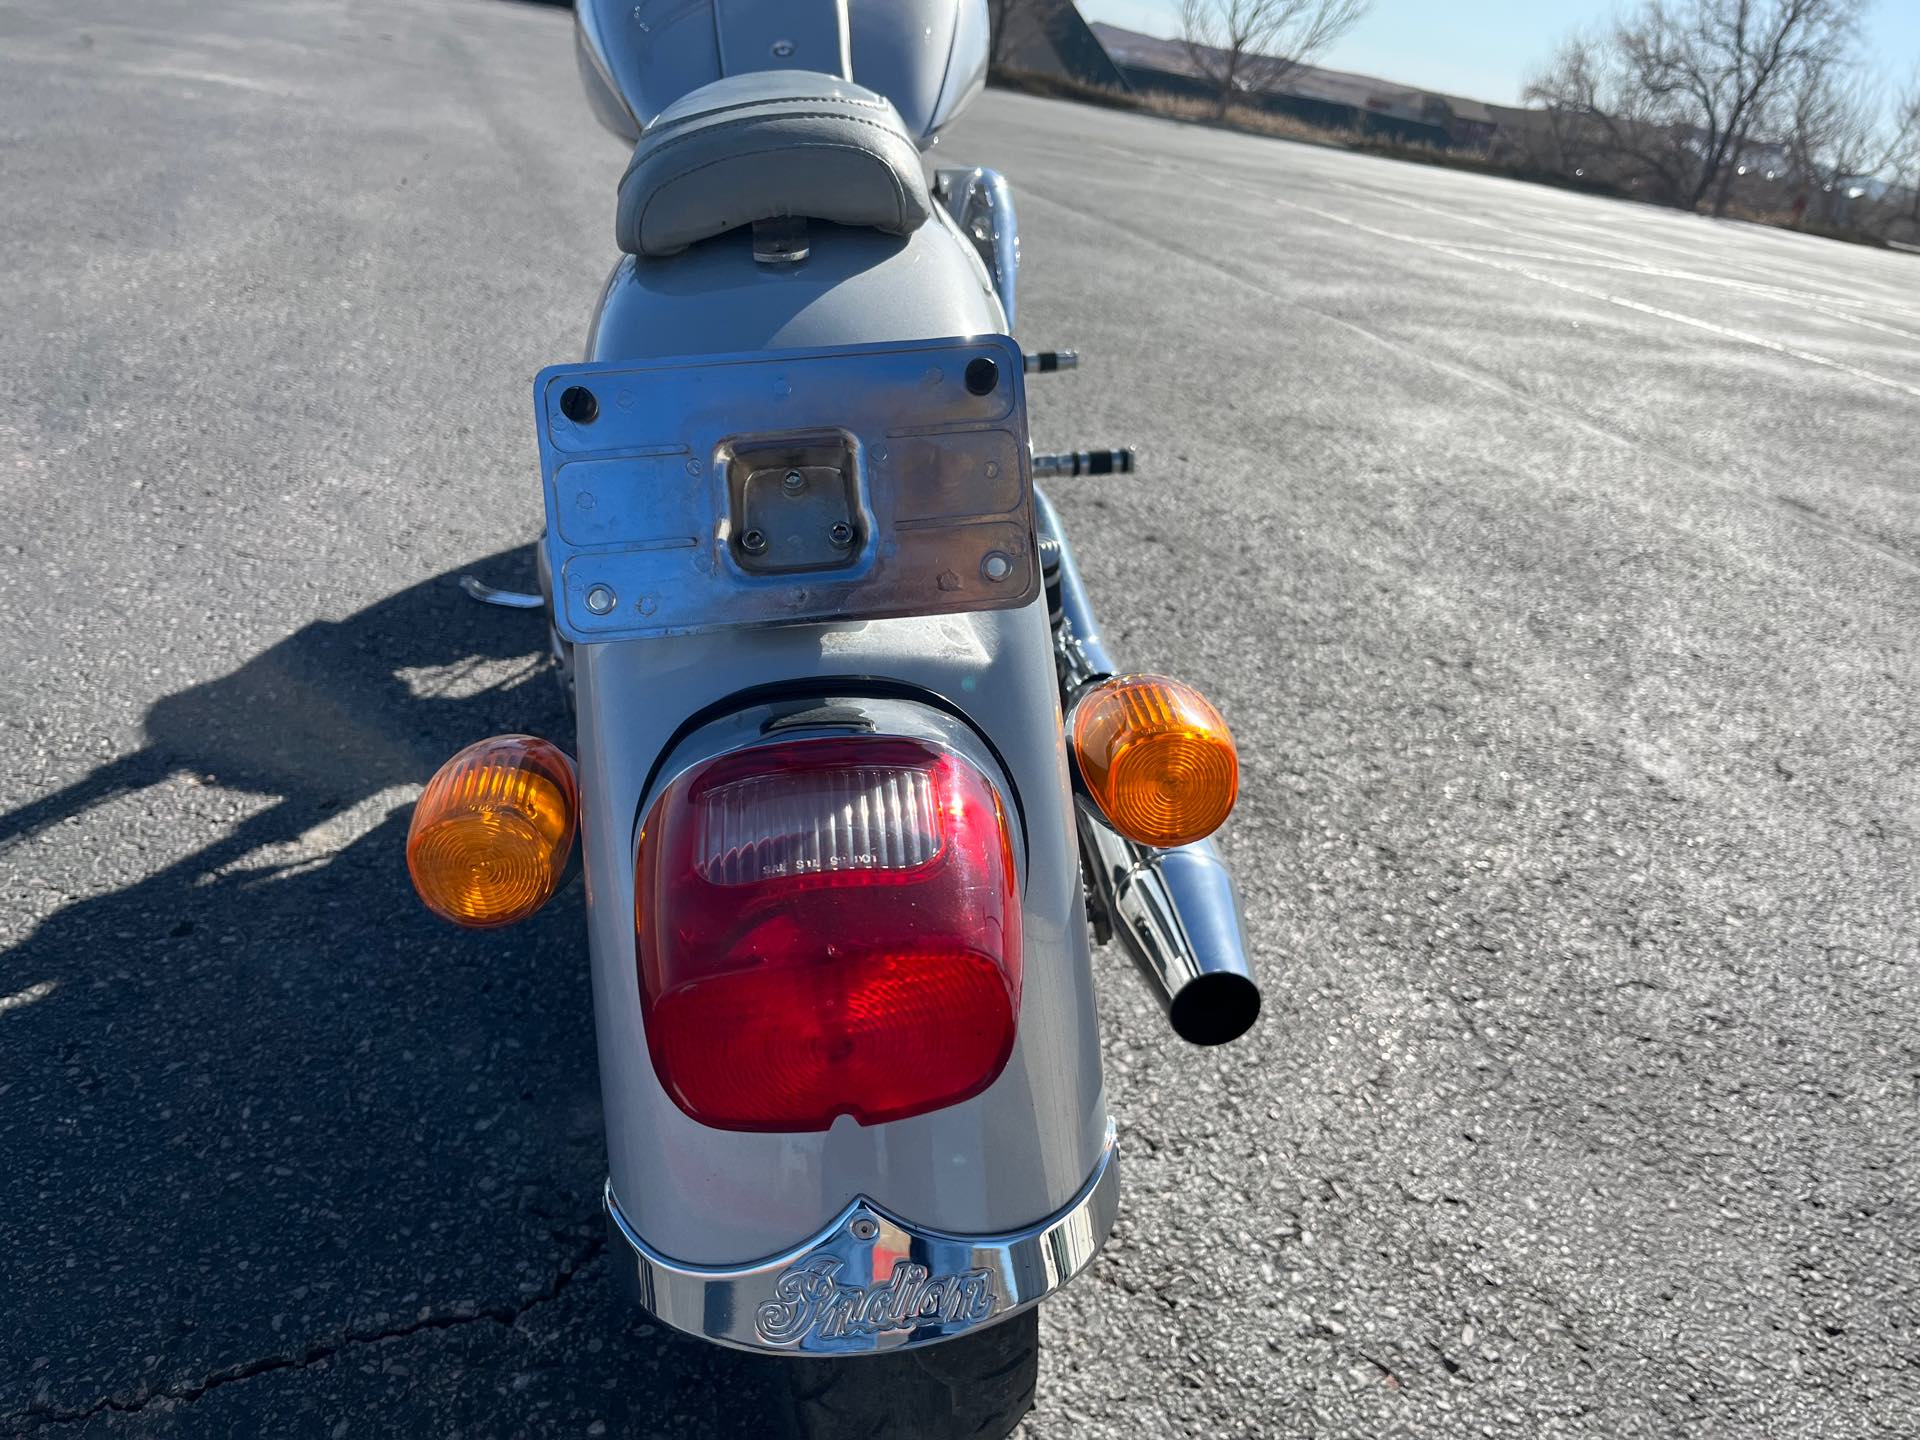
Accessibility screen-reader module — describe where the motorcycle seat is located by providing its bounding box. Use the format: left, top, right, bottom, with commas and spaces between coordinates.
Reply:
615, 71, 932, 258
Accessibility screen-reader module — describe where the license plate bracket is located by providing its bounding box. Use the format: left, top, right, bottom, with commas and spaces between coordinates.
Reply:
533, 336, 1035, 643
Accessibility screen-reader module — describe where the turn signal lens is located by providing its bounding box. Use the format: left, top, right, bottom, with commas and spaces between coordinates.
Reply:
1071, 675, 1238, 848
407, 735, 578, 927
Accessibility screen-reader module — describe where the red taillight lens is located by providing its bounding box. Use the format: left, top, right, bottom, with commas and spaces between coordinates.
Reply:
636, 736, 1022, 1132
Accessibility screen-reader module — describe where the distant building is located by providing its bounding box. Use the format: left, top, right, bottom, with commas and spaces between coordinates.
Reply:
992, 0, 1131, 91
1092, 21, 1508, 151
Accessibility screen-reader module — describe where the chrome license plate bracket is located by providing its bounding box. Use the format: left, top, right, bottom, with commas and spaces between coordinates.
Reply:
533, 336, 1035, 642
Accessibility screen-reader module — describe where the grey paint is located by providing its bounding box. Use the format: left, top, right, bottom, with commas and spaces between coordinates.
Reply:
574, 0, 988, 144
586, 221, 997, 360
572, 219, 1107, 1264
713, 0, 850, 80
575, 606, 1106, 1263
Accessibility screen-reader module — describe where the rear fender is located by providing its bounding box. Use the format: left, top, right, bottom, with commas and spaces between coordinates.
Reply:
575, 598, 1107, 1269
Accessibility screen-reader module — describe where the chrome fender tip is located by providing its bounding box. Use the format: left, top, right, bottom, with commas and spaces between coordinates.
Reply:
604, 1121, 1119, 1355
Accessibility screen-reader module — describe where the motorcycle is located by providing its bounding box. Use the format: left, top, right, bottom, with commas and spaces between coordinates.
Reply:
405, 2, 1260, 1434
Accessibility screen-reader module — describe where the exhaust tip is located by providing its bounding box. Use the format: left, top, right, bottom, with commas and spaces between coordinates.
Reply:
1168, 971, 1261, 1046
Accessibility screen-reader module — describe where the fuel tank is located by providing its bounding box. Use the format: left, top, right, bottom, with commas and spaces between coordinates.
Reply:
575, 0, 989, 144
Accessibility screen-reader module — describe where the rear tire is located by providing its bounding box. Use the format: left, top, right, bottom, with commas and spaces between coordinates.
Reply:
771, 1307, 1040, 1440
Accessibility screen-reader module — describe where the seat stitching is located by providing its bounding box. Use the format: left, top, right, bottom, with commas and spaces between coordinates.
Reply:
620, 113, 918, 185
636, 101, 897, 154
645, 93, 890, 133
634, 111, 913, 159
636, 143, 913, 250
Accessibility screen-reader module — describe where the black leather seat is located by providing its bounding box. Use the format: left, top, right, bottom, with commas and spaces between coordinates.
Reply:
615, 71, 933, 257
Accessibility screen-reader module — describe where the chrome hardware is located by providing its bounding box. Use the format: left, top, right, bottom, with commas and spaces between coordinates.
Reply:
605, 1121, 1119, 1355
935, 167, 1019, 327
1032, 449, 1135, 479
751, 216, 810, 265
458, 576, 544, 610
1077, 819, 1261, 1046
1035, 487, 1114, 682
1023, 351, 1079, 374
729, 437, 860, 574
534, 336, 1036, 642
1036, 487, 1262, 1046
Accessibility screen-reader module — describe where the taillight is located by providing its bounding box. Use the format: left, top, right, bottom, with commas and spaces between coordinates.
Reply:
635, 736, 1021, 1132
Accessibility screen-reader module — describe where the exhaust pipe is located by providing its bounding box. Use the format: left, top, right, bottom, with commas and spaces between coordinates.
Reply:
1035, 487, 1263, 1046
1078, 816, 1261, 1045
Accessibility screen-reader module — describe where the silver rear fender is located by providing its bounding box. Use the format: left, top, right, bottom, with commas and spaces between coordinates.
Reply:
568, 176, 1114, 1350
575, 599, 1107, 1267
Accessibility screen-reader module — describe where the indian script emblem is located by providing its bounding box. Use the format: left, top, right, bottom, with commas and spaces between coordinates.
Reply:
755, 1256, 996, 1345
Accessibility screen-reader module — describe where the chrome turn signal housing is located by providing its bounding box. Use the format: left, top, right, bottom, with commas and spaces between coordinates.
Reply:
407, 735, 578, 927
1069, 675, 1238, 849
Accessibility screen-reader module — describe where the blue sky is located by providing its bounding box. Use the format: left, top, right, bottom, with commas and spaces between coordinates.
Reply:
1077, 0, 1920, 105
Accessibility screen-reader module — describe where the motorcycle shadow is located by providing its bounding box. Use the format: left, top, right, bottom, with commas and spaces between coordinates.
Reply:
0, 548, 799, 1436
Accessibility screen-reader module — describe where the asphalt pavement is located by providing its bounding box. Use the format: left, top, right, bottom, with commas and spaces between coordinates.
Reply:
2, 1, 1916, 1436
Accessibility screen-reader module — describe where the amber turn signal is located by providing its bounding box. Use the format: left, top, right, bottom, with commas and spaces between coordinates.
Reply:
407, 735, 579, 927
1071, 675, 1238, 849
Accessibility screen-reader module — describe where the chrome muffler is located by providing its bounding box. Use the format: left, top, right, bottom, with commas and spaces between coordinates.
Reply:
1078, 817, 1261, 1045
1035, 489, 1263, 1047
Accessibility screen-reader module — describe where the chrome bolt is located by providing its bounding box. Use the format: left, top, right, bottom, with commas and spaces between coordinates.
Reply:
782, 469, 806, 493
981, 551, 1012, 582
740, 529, 769, 555
584, 584, 616, 615
849, 1216, 879, 1241
828, 522, 854, 548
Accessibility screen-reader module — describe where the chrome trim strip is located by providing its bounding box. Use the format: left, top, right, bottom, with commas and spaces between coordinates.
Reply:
934, 167, 1020, 327
457, 575, 544, 610
605, 1121, 1118, 1354
1037, 488, 1262, 1046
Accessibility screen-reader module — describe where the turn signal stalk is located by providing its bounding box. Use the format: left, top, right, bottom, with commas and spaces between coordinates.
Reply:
1070, 675, 1238, 848
407, 735, 579, 927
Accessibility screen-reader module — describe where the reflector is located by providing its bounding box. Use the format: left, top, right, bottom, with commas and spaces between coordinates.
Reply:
1071, 675, 1238, 849
407, 735, 578, 927
636, 736, 1021, 1132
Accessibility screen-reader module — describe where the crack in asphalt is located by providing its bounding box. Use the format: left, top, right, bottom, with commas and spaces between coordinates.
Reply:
7, 1234, 605, 1432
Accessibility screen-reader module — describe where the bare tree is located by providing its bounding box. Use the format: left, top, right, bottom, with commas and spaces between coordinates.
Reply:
987, 0, 1049, 70
1527, 0, 1866, 215
1178, 0, 1372, 119
1886, 70, 1920, 229
1785, 58, 1885, 222
1524, 31, 1701, 201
